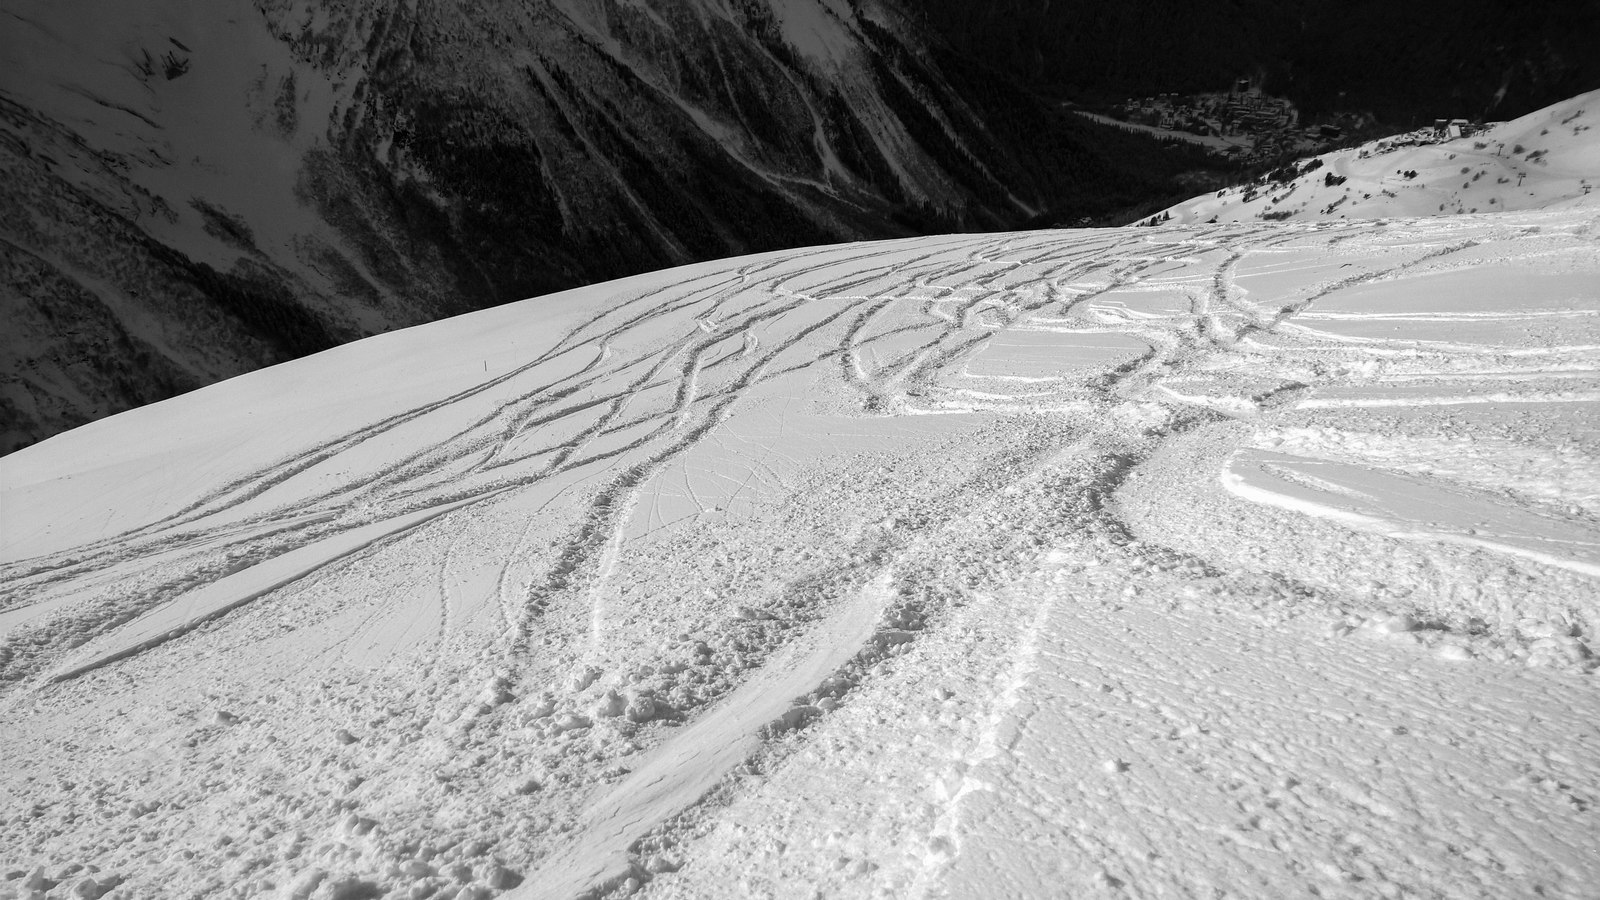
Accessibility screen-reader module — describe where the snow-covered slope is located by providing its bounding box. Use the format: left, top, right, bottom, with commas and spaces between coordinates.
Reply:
4, 205, 1599, 898
1162, 89, 1600, 225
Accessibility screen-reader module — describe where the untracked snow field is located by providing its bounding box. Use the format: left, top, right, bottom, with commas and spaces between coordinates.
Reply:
3, 210, 1599, 899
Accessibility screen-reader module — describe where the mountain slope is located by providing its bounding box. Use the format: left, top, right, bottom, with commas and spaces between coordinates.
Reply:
1159, 89, 1600, 225
1, 0, 1149, 452
3, 200, 1598, 896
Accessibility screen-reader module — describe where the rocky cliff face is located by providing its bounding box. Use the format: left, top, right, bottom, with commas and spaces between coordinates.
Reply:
1, 0, 1069, 451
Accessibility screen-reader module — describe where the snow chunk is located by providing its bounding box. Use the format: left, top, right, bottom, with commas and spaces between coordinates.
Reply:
1362, 614, 1420, 636
552, 714, 591, 734
567, 667, 602, 693
592, 690, 626, 719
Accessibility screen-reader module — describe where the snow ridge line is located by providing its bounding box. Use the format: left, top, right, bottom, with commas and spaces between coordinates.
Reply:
2, 261, 788, 578
5, 286, 812, 660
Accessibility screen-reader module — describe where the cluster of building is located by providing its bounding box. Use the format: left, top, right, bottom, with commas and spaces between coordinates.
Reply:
1359, 119, 1498, 158
1115, 81, 1298, 137
1099, 80, 1502, 169
1431, 118, 1480, 139
1105, 80, 1355, 163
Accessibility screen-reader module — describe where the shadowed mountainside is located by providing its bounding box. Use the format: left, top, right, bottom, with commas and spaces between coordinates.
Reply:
2, 0, 1201, 451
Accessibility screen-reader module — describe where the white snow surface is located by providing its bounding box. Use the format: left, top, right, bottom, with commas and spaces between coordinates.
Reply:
4, 206, 1600, 898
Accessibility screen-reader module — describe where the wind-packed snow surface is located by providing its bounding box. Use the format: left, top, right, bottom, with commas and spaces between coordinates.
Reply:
4, 210, 1600, 898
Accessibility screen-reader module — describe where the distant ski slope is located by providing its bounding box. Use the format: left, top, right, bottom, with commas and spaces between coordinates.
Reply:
1162, 89, 1600, 225
4, 166, 1600, 897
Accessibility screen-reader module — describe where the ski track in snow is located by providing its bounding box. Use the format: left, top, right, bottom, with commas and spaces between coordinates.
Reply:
2, 211, 1599, 899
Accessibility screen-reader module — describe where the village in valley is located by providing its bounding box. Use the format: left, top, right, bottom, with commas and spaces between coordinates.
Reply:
1072, 78, 1489, 165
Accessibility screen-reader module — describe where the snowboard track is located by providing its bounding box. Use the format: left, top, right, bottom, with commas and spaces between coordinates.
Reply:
4, 213, 1599, 900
